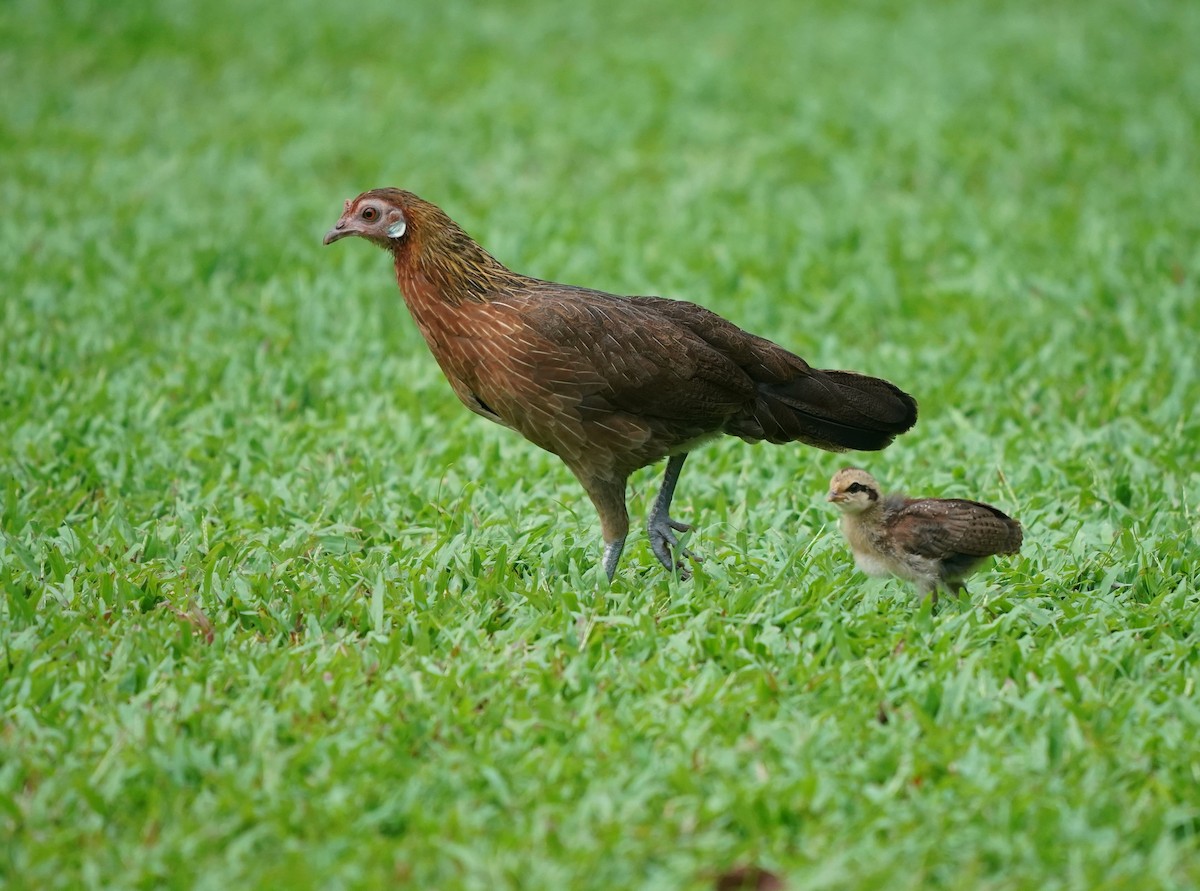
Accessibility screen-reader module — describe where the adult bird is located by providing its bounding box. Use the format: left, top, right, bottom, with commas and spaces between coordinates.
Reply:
324, 189, 919, 579
827, 467, 1023, 600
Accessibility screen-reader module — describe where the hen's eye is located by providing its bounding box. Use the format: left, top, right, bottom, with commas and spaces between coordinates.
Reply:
361, 207, 379, 221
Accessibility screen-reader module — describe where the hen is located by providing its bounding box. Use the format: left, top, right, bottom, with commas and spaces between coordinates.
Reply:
325, 189, 919, 579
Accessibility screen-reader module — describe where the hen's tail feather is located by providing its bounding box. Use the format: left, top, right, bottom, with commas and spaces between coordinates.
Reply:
732, 369, 919, 451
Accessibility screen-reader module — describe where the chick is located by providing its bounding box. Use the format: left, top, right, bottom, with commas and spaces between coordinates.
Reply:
827, 468, 1022, 600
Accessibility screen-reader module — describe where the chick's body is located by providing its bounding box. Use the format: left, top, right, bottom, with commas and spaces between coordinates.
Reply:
828, 468, 1022, 599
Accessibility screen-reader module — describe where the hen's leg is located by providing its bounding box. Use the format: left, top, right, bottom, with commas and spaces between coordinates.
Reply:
647, 453, 697, 577
578, 474, 630, 582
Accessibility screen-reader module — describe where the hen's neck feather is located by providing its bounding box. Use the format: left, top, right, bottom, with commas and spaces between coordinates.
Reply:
391, 209, 526, 306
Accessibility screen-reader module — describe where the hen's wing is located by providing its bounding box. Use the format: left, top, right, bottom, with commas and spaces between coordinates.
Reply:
489, 285, 758, 423
488, 284, 915, 451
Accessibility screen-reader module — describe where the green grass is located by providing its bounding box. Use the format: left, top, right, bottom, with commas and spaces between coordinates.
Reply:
2, 0, 1199, 888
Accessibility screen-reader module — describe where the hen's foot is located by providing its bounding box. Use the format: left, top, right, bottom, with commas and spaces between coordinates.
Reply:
648, 514, 699, 578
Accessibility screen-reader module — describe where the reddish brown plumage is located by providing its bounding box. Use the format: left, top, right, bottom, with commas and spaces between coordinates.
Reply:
325, 189, 919, 578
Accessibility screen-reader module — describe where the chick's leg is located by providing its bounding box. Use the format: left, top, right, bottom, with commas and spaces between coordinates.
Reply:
647, 453, 697, 578
918, 580, 939, 607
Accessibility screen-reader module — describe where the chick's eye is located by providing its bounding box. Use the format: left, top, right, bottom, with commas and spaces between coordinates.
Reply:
361, 207, 378, 221
847, 483, 863, 494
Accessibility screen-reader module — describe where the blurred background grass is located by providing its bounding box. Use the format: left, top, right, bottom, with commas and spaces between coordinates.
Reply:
2, 1, 1199, 889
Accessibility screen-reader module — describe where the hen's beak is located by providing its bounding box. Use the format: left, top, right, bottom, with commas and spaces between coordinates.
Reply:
323, 223, 351, 245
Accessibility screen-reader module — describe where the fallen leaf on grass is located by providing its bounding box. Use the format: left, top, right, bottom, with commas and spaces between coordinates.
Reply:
714, 864, 785, 890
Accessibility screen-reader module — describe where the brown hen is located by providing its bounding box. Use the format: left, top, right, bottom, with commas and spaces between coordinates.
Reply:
827, 467, 1023, 600
324, 189, 919, 579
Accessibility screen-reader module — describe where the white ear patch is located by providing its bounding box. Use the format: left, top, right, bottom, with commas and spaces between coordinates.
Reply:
387, 218, 407, 238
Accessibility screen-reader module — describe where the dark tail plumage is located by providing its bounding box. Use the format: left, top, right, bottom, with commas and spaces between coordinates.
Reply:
734, 368, 918, 451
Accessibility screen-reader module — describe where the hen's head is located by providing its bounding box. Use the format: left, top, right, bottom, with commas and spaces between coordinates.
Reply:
323, 188, 419, 249
827, 467, 882, 513
323, 188, 521, 300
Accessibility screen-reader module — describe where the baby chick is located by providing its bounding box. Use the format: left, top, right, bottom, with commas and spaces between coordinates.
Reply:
827, 468, 1022, 600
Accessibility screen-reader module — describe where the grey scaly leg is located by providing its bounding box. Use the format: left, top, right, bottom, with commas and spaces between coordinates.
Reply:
646, 453, 697, 577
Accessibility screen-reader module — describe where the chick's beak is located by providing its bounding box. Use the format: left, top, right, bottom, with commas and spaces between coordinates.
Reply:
323, 221, 350, 245
827, 491, 843, 503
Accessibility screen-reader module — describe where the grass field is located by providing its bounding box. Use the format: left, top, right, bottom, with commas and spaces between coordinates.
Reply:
3, 0, 1200, 888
